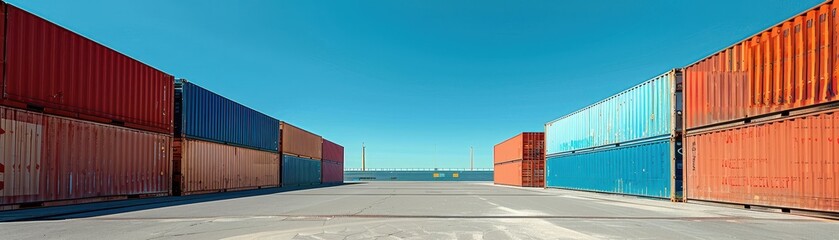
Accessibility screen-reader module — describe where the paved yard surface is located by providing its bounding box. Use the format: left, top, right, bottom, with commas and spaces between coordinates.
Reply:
0, 182, 835, 239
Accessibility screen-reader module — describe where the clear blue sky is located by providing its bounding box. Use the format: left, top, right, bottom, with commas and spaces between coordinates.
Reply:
9, 0, 822, 169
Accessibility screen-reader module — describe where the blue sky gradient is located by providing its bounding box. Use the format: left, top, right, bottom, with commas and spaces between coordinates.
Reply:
9, 0, 822, 168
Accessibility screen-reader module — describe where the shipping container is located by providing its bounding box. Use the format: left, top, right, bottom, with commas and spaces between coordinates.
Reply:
546, 139, 673, 199
322, 160, 344, 184
684, 1, 839, 130
322, 139, 344, 162
282, 155, 322, 186
175, 79, 279, 152
684, 109, 839, 213
172, 138, 279, 196
1, 4, 174, 134
493, 132, 544, 164
280, 122, 322, 160
0, 106, 171, 209
494, 160, 544, 187
546, 71, 680, 155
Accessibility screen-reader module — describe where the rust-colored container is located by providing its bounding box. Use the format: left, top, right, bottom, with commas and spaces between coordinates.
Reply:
322, 139, 344, 162
322, 160, 344, 184
494, 160, 544, 187
494, 132, 544, 164
685, 1, 839, 130
684, 108, 839, 213
280, 122, 322, 160
494, 132, 544, 187
0, 106, 171, 210
1, 4, 174, 134
172, 138, 279, 196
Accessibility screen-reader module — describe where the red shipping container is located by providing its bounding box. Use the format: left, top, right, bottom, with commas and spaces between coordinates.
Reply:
172, 138, 279, 196
280, 122, 322, 160
494, 132, 544, 164
494, 160, 544, 187
0, 106, 171, 209
684, 108, 839, 213
322, 139, 344, 163
685, 1, 839, 130
1, 4, 173, 134
322, 160, 343, 184
494, 161, 523, 186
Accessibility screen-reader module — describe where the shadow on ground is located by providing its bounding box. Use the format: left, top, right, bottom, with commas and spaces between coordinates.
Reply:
0, 183, 364, 222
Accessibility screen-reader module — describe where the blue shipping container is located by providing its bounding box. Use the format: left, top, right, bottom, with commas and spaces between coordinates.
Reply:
282, 154, 322, 186
175, 79, 279, 152
545, 70, 682, 155
545, 139, 673, 199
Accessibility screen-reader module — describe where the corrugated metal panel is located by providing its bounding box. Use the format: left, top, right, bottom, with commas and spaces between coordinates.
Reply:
546, 139, 673, 199
684, 109, 839, 213
0, 106, 171, 207
280, 122, 322, 160
2, 5, 173, 134
282, 155, 322, 186
322, 139, 344, 163
172, 138, 279, 196
322, 160, 343, 184
684, 1, 839, 130
494, 132, 544, 164
494, 161, 522, 186
546, 71, 678, 155
175, 79, 279, 152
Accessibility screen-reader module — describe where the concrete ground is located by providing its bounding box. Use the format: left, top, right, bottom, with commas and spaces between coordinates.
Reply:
0, 181, 835, 239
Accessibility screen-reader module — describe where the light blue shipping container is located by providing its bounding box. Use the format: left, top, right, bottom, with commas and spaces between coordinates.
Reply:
175, 79, 280, 152
545, 70, 681, 155
545, 139, 672, 199
282, 154, 322, 186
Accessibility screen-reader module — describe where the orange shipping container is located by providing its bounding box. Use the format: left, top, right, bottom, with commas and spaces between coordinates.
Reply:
685, 1, 839, 130
684, 109, 839, 213
280, 122, 322, 160
494, 132, 544, 187
172, 138, 280, 195
494, 132, 544, 164
1, 106, 171, 209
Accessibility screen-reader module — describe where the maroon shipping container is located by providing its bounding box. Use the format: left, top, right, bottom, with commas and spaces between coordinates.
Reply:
685, 108, 839, 213
322, 139, 344, 162
1, 4, 174, 134
322, 160, 344, 184
0, 106, 171, 210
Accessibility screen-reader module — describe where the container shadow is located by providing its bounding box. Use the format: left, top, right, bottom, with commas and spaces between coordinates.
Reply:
0, 182, 364, 222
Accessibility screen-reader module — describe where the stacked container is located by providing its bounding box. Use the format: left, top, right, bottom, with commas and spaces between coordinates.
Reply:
173, 79, 280, 195
493, 132, 545, 187
545, 70, 684, 201
280, 122, 323, 186
683, 1, 839, 212
0, 3, 174, 210
322, 139, 345, 184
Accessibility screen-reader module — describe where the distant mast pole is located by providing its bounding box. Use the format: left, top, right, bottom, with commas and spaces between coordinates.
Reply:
362, 143, 366, 171
470, 146, 474, 171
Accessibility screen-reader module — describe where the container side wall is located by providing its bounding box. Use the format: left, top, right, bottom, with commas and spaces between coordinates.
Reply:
494, 161, 523, 186
322, 139, 344, 163
546, 139, 673, 199
282, 155, 322, 186
546, 73, 674, 155
321, 160, 343, 184
2, 6, 173, 134
172, 138, 279, 195
0, 106, 171, 206
494, 134, 523, 164
684, 109, 839, 213
177, 80, 279, 152
280, 123, 322, 160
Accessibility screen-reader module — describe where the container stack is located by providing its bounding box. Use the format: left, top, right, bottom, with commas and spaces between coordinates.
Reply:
0, 4, 174, 210
493, 132, 545, 187
321, 139, 345, 184
280, 122, 323, 186
172, 79, 280, 195
683, 1, 839, 212
545, 70, 684, 201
